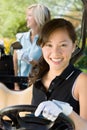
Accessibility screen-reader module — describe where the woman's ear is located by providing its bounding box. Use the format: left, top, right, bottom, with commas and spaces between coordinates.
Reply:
72, 44, 80, 57
72, 43, 76, 53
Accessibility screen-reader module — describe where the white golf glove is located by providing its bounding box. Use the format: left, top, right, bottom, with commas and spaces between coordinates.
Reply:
35, 100, 73, 122
52, 100, 73, 116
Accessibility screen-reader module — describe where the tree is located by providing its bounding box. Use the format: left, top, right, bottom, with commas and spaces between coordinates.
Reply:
0, 0, 36, 38
0, 0, 83, 38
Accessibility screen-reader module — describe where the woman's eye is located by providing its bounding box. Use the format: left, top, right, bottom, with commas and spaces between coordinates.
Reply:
47, 44, 51, 47
61, 43, 67, 47
62, 44, 66, 46
45, 43, 52, 47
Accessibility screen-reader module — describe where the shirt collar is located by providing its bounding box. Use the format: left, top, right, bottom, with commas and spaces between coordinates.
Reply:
56, 64, 75, 80
28, 29, 39, 39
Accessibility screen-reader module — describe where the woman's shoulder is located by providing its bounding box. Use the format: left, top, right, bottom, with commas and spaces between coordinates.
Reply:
78, 72, 87, 81
75, 72, 87, 91
73, 72, 87, 100
16, 31, 30, 40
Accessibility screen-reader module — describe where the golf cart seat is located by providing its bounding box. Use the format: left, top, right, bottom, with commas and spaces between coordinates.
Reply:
0, 82, 32, 110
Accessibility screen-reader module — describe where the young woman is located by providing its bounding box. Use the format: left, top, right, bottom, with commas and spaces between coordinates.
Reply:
13, 4, 51, 90
28, 18, 87, 130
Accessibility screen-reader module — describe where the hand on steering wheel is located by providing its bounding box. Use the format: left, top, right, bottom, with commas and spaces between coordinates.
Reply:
35, 100, 73, 121
0, 104, 75, 130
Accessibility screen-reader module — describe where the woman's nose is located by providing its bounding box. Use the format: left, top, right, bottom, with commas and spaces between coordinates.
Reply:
52, 47, 62, 55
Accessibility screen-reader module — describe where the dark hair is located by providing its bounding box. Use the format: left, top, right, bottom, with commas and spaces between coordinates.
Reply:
28, 18, 77, 86
37, 18, 77, 47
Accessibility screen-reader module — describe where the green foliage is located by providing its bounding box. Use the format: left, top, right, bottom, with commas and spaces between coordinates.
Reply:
0, 0, 83, 38
0, 0, 37, 38
75, 46, 87, 72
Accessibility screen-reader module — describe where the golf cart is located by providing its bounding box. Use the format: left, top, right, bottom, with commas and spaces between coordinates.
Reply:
0, 0, 87, 129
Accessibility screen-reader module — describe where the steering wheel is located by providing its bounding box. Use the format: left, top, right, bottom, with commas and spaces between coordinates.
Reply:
0, 105, 75, 130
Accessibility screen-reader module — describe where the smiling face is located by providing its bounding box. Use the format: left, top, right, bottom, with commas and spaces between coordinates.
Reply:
42, 29, 76, 73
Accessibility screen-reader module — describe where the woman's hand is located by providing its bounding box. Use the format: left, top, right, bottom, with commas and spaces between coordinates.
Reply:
35, 100, 73, 122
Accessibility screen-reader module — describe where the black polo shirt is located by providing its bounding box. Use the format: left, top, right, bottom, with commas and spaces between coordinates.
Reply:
32, 64, 81, 114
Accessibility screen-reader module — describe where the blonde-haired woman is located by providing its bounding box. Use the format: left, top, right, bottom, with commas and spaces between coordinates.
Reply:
13, 4, 51, 90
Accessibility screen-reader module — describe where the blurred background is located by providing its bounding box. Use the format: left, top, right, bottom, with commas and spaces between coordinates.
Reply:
0, 0, 87, 72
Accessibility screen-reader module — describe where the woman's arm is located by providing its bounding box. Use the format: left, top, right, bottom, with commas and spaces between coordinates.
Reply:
13, 50, 18, 76
74, 73, 87, 120
35, 100, 87, 130
69, 111, 87, 130
13, 50, 20, 90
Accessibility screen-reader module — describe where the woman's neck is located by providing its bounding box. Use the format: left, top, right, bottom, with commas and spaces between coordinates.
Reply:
30, 32, 36, 43
42, 71, 60, 90
31, 27, 40, 36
